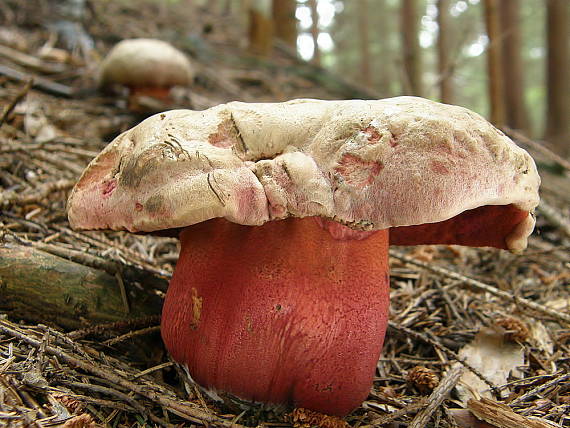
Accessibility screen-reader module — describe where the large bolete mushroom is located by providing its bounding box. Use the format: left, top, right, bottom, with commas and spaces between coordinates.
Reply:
67, 97, 540, 416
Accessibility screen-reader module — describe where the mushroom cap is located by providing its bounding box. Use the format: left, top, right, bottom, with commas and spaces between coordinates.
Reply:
67, 97, 540, 251
98, 38, 194, 89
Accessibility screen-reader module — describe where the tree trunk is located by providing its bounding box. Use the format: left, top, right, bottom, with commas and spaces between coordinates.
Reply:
499, 0, 530, 133
248, 0, 274, 56
0, 244, 164, 330
374, 0, 392, 96
545, 0, 570, 155
437, 0, 454, 103
308, 0, 320, 65
358, 0, 372, 87
483, 0, 506, 127
400, 0, 423, 96
333, 2, 348, 80
272, 0, 297, 49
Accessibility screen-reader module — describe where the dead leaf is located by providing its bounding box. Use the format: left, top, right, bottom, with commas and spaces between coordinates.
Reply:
526, 319, 554, 355
456, 327, 524, 403
449, 408, 496, 428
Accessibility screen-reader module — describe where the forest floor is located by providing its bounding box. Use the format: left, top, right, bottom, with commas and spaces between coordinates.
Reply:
1, 1, 569, 427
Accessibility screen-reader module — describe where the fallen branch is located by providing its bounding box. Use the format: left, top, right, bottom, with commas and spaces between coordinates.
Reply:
0, 64, 74, 98
0, 44, 67, 74
9, 234, 170, 288
0, 244, 163, 330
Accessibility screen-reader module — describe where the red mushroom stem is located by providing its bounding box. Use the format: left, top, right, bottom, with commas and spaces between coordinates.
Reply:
127, 86, 174, 111
161, 217, 390, 416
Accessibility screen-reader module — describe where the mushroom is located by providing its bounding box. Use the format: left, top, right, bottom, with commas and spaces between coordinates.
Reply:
67, 97, 540, 416
98, 38, 194, 109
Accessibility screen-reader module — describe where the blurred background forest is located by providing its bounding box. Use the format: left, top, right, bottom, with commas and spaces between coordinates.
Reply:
242, 0, 570, 156
1, 1, 570, 427
2, 0, 569, 156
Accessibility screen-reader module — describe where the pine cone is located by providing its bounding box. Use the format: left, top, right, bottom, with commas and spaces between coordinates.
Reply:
496, 317, 530, 342
407, 366, 439, 392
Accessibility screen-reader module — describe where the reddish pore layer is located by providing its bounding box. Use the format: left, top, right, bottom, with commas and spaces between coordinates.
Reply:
161, 217, 390, 416
129, 86, 172, 100
391, 204, 529, 248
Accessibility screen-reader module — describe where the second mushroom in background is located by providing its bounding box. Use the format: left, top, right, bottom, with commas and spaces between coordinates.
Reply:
98, 38, 194, 112
67, 96, 540, 416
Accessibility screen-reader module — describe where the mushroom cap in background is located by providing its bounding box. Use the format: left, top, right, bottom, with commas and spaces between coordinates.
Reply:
67, 96, 540, 252
98, 38, 194, 90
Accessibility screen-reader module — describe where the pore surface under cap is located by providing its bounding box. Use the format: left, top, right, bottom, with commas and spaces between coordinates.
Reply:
67, 97, 540, 251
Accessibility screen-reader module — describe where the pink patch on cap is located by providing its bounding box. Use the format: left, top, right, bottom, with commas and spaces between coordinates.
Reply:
430, 160, 450, 174
208, 119, 238, 148
335, 153, 383, 188
362, 125, 381, 143
101, 179, 117, 197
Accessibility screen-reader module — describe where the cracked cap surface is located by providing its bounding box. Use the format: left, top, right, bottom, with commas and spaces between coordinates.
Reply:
67, 97, 540, 251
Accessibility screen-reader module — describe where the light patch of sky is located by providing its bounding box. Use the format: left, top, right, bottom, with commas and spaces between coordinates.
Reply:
317, 0, 336, 26
296, 0, 336, 60
333, 0, 344, 14
450, 0, 469, 17
297, 32, 334, 61
529, 47, 544, 59
318, 32, 334, 51
296, 0, 336, 29
297, 33, 314, 60
296, 5, 312, 30
465, 34, 488, 57
420, 2, 438, 48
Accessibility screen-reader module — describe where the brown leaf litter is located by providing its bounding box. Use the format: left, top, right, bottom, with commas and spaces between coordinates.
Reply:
1, 0, 569, 426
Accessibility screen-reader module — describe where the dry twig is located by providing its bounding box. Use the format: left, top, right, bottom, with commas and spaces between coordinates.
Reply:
408, 364, 464, 428
468, 397, 555, 428
389, 249, 570, 325
0, 320, 243, 427
509, 372, 570, 407
0, 79, 33, 127
538, 200, 570, 239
